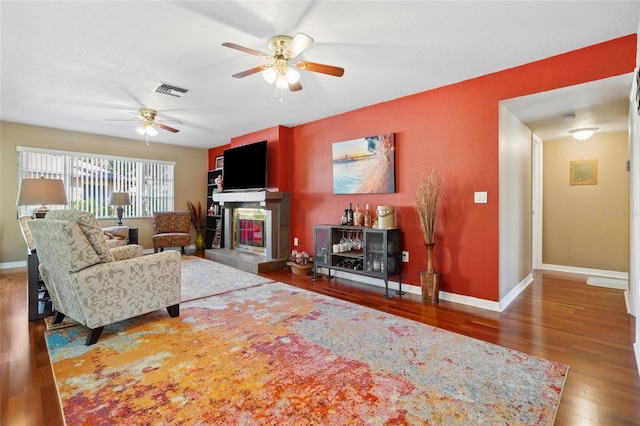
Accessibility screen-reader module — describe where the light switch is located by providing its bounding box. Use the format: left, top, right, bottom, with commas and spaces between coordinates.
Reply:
474, 192, 487, 203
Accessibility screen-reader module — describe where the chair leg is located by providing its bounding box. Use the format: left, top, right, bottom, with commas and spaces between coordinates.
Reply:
52, 311, 66, 324
181, 246, 185, 254
154, 246, 158, 253
85, 326, 104, 346
167, 304, 180, 318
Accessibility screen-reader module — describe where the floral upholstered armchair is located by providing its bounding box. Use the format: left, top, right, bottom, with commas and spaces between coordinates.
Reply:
29, 209, 181, 345
152, 211, 191, 253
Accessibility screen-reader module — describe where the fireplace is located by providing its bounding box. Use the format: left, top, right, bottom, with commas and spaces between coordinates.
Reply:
207, 191, 290, 273
234, 208, 266, 253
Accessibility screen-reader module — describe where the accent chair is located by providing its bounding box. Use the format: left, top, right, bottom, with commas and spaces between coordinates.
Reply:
152, 211, 191, 253
29, 209, 181, 345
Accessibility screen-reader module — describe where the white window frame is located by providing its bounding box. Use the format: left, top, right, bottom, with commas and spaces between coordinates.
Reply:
17, 146, 175, 219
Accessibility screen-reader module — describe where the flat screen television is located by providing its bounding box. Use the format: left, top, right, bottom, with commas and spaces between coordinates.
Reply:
222, 140, 268, 191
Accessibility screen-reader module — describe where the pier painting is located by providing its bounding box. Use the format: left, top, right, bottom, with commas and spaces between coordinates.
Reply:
332, 133, 395, 194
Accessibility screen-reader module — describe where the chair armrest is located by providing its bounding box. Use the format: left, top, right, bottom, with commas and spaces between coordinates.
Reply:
73, 250, 181, 329
110, 244, 143, 261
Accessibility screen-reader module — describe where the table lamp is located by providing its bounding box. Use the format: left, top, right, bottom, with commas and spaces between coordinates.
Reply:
109, 192, 131, 225
17, 178, 69, 218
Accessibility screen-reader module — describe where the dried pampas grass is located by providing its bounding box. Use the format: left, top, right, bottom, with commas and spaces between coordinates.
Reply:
413, 170, 444, 244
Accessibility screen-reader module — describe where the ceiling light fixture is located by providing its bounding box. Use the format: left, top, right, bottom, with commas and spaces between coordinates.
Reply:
136, 123, 158, 137
262, 58, 301, 101
569, 127, 598, 141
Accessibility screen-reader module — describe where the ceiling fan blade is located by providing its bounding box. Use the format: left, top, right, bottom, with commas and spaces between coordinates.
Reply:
284, 33, 313, 58
232, 66, 265, 78
222, 42, 270, 58
105, 118, 140, 122
296, 61, 344, 77
157, 123, 180, 133
289, 81, 303, 92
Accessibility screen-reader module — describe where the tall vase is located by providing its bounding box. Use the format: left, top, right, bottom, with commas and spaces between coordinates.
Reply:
195, 232, 205, 250
421, 243, 440, 303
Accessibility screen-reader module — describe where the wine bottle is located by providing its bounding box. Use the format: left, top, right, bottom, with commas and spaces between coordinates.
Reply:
354, 203, 363, 226
364, 204, 371, 228
347, 203, 354, 226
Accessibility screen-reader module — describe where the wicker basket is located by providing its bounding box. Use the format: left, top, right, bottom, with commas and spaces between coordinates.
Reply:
287, 262, 313, 276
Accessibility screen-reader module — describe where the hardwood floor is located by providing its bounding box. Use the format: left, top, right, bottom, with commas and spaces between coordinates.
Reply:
2, 263, 639, 425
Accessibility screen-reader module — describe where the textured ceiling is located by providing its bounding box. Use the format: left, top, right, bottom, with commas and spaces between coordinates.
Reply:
1, 1, 638, 149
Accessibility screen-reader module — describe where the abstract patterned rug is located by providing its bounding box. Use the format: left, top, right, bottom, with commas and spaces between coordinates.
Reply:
46, 283, 568, 425
180, 255, 274, 301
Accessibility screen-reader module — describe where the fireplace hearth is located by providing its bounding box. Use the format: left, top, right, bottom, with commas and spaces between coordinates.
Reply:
206, 191, 290, 274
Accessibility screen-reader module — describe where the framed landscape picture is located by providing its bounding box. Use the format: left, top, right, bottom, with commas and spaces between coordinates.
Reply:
215, 155, 224, 170
570, 159, 597, 185
332, 133, 396, 194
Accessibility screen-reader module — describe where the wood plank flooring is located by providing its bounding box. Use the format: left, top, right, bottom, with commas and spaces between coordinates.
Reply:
2, 263, 639, 425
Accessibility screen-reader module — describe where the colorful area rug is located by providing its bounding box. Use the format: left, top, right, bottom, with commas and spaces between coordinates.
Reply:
180, 255, 274, 302
46, 282, 568, 425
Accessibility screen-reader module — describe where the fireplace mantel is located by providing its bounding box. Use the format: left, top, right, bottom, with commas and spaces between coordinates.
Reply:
211, 191, 285, 204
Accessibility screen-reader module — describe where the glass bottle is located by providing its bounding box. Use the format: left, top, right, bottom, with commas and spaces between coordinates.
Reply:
347, 203, 354, 226
354, 203, 363, 226
364, 204, 371, 228
373, 253, 381, 272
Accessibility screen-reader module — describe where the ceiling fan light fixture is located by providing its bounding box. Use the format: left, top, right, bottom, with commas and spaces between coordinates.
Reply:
286, 67, 300, 84
570, 127, 598, 140
276, 73, 289, 89
136, 122, 158, 137
262, 67, 277, 84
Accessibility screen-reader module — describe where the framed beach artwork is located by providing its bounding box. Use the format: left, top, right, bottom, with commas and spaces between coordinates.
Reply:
332, 133, 396, 194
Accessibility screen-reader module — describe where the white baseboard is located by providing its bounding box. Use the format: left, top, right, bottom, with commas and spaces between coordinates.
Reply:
314, 267, 515, 312
542, 263, 628, 280
635, 342, 640, 379
0, 260, 27, 269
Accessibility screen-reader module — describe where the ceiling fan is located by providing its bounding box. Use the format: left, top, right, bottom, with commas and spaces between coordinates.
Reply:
106, 108, 182, 145
222, 33, 344, 94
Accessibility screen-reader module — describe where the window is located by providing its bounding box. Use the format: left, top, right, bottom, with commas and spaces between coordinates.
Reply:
17, 147, 174, 218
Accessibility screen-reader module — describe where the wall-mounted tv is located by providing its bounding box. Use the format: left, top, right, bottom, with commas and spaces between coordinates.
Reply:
223, 140, 268, 192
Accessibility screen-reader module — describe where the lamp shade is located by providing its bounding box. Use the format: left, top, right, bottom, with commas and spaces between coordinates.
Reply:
17, 178, 68, 206
109, 192, 131, 206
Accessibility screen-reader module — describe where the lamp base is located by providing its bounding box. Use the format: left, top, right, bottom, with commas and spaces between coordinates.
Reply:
34, 205, 50, 219
116, 206, 124, 226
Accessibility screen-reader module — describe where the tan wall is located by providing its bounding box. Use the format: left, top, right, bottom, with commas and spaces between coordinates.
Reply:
543, 131, 629, 272
0, 121, 208, 264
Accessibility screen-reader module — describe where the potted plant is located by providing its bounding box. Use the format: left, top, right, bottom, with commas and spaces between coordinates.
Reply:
412, 169, 444, 303
187, 201, 205, 250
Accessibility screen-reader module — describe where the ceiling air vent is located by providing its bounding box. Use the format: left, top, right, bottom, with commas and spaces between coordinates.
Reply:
153, 83, 189, 98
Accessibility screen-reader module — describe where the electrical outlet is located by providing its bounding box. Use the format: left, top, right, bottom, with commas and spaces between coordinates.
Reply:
474, 191, 488, 203
402, 251, 409, 262
293, 237, 299, 246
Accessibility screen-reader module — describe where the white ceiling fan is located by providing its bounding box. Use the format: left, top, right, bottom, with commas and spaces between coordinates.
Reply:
222, 33, 344, 96
106, 108, 182, 145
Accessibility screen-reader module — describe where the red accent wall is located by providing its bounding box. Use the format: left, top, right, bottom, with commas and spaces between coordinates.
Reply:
210, 35, 636, 301
208, 145, 229, 171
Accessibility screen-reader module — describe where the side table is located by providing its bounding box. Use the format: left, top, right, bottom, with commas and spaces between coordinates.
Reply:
28, 251, 54, 321
128, 227, 139, 245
